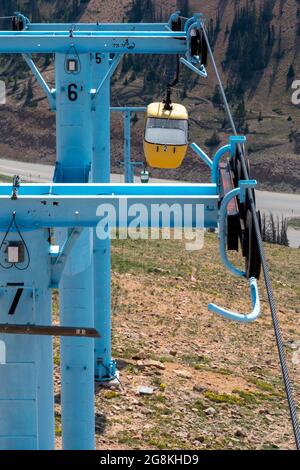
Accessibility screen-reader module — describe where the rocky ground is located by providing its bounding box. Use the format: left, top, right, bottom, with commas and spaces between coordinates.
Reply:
53, 233, 300, 450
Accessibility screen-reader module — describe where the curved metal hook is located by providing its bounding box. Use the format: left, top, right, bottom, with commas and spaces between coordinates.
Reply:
210, 176, 261, 323
218, 178, 257, 279
208, 277, 261, 323
218, 187, 246, 278
180, 57, 207, 78
14, 12, 30, 29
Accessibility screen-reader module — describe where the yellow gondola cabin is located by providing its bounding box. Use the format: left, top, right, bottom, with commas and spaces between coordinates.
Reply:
143, 102, 188, 169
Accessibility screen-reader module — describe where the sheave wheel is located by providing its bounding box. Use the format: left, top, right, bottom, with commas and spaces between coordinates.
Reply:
245, 210, 262, 280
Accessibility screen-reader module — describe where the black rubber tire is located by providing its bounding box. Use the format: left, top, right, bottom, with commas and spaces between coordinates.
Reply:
245, 210, 262, 280
227, 215, 240, 252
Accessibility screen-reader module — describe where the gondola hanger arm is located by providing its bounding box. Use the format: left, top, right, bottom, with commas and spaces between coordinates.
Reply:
208, 277, 261, 323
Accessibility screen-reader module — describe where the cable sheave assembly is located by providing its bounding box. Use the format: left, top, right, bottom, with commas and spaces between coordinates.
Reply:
201, 22, 300, 449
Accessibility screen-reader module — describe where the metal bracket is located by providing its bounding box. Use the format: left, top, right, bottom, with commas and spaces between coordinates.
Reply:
218, 181, 257, 278
92, 54, 123, 107
230, 135, 246, 156
212, 136, 247, 184
50, 227, 83, 287
111, 107, 147, 183
167, 11, 181, 30
208, 181, 261, 323
180, 57, 207, 78
13, 12, 30, 30
22, 53, 56, 110
190, 143, 213, 169
208, 277, 261, 323
239, 179, 257, 203
95, 358, 117, 382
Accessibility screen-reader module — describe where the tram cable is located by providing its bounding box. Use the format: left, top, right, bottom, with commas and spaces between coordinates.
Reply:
200, 22, 300, 449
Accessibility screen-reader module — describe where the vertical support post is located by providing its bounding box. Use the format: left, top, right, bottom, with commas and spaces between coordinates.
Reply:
55, 53, 95, 449
0, 229, 54, 450
92, 54, 116, 381
124, 110, 133, 183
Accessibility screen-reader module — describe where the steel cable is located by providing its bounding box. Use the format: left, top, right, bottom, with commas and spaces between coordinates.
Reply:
201, 22, 300, 449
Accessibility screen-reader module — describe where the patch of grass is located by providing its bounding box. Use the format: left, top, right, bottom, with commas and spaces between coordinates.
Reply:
204, 388, 274, 408
125, 364, 139, 375
151, 375, 167, 390
103, 390, 120, 400
0, 174, 11, 183
117, 430, 141, 447
216, 368, 233, 376
149, 354, 175, 364
55, 413, 62, 437
52, 290, 60, 319
232, 388, 279, 404
146, 394, 167, 404
111, 238, 193, 280
112, 252, 164, 274
147, 435, 173, 449
204, 391, 242, 405
106, 233, 299, 450
192, 399, 206, 416
55, 424, 62, 437
248, 378, 276, 393
54, 355, 60, 366
118, 342, 142, 360
141, 395, 173, 418
262, 443, 280, 450
182, 354, 211, 368
288, 217, 300, 230
232, 389, 260, 404
143, 429, 190, 450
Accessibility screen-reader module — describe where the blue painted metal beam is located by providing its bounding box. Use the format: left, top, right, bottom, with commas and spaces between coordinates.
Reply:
0, 31, 187, 54
208, 277, 261, 323
124, 110, 132, 183
26, 23, 170, 32
0, 184, 218, 230
111, 107, 147, 184
211, 136, 246, 184
190, 143, 213, 170
53, 52, 95, 450
111, 107, 146, 113
91, 53, 114, 382
50, 227, 83, 287
0, 229, 55, 449
0, 199, 218, 229
180, 57, 207, 78
0, 183, 217, 196
22, 54, 56, 109
93, 54, 123, 97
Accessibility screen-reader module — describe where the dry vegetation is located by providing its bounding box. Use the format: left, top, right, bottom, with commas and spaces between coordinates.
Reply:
53, 234, 300, 450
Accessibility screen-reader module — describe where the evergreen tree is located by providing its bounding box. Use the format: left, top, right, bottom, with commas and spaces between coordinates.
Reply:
225, 1, 275, 85
287, 64, 295, 89
25, 79, 36, 107
235, 98, 246, 129
177, 0, 189, 18
127, 0, 155, 23
205, 131, 221, 148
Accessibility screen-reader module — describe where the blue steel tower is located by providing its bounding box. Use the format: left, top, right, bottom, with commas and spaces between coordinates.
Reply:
0, 12, 264, 450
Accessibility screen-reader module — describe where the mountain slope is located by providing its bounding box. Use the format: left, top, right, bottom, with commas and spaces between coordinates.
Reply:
0, 0, 299, 192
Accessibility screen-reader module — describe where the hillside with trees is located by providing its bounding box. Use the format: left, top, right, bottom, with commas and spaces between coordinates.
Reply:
0, 0, 300, 192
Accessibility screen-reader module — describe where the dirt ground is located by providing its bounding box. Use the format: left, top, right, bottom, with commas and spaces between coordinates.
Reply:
53, 233, 300, 450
